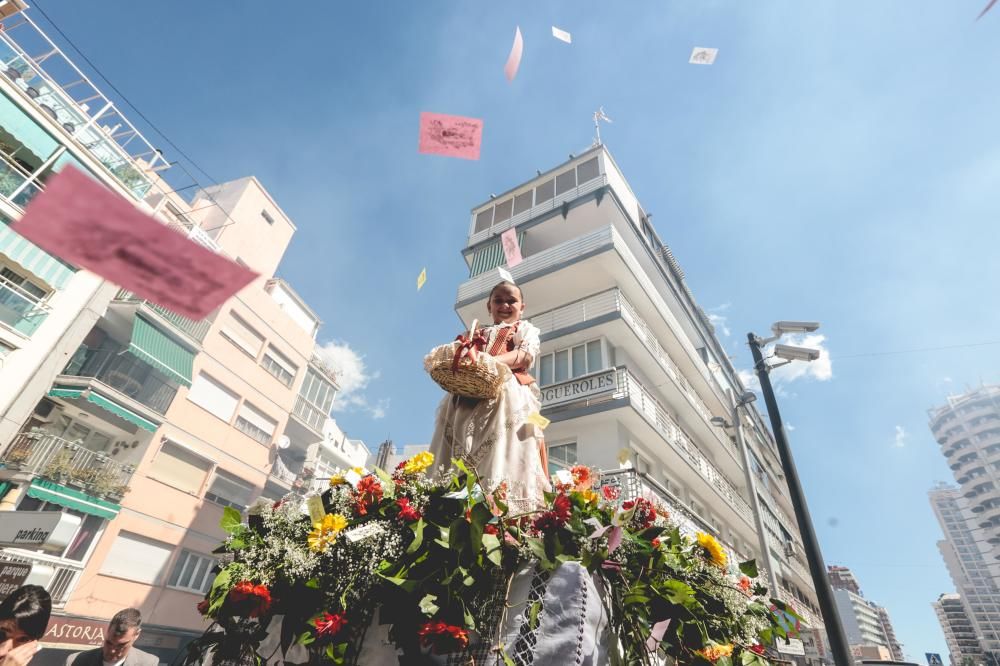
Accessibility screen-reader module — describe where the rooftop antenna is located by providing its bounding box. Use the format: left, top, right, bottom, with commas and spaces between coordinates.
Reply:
592, 107, 613, 145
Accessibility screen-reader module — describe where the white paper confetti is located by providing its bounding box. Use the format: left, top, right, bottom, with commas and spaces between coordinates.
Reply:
552, 26, 572, 44
689, 47, 718, 65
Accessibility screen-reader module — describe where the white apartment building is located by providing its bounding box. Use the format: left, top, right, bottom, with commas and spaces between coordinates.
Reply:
451, 145, 826, 663
934, 593, 984, 666
832, 588, 891, 654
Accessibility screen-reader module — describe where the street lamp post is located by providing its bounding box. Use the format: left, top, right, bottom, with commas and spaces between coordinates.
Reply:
747, 325, 853, 666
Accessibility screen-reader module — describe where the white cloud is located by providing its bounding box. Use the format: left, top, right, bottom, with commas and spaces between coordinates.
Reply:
768, 333, 833, 384
737, 369, 759, 392
786, 422, 796, 431
706, 303, 732, 337
893, 425, 907, 448
314, 340, 388, 420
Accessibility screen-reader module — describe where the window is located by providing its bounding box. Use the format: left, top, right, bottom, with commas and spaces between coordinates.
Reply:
167, 550, 217, 594
100, 531, 173, 585
220, 312, 264, 358
187, 373, 240, 422
261, 346, 297, 386
555, 169, 577, 195
474, 209, 493, 233
0, 266, 46, 299
493, 198, 513, 224
548, 442, 577, 474
11, 501, 104, 561
300, 369, 336, 413
538, 339, 606, 386
576, 157, 600, 184
150, 441, 212, 494
535, 179, 554, 204
205, 470, 256, 511
234, 402, 277, 445
261, 210, 275, 225
513, 191, 532, 216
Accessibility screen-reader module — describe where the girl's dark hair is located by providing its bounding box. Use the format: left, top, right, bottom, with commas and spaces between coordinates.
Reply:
488, 280, 522, 301
0, 585, 52, 640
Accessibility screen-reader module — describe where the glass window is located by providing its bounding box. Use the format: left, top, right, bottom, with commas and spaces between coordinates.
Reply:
167, 550, 217, 594
261, 345, 297, 386
576, 157, 600, 183
513, 191, 532, 216
220, 312, 264, 358
474, 209, 493, 233
63, 513, 104, 561
555, 169, 577, 195
493, 198, 513, 224
205, 470, 256, 511
548, 442, 577, 473
539, 355, 553, 387
571, 345, 586, 377
535, 179, 554, 204
554, 350, 569, 383
586, 341, 603, 372
234, 402, 277, 445
150, 441, 212, 495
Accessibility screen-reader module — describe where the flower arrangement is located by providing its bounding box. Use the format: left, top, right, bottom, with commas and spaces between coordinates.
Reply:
187, 455, 800, 666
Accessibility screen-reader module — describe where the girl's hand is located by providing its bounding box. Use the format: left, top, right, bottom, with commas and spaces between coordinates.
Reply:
1, 641, 39, 666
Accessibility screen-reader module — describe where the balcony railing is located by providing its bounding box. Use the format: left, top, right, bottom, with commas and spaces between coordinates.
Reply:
61, 347, 178, 414
1, 430, 134, 500
0, 272, 49, 336
0, 549, 83, 606
0, 149, 42, 208
269, 454, 299, 485
113, 290, 212, 342
543, 367, 753, 525
293, 395, 326, 433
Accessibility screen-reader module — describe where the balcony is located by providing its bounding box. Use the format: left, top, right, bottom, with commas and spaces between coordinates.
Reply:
542, 366, 753, 526
0, 549, 83, 606
0, 272, 49, 336
60, 347, 178, 415
0, 149, 42, 208
1, 430, 134, 501
112, 289, 213, 343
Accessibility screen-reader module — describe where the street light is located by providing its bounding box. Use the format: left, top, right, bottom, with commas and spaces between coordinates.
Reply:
747, 324, 853, 666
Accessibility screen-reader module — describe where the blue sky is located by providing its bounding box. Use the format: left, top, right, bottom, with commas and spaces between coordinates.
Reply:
33, 0, 1000, 659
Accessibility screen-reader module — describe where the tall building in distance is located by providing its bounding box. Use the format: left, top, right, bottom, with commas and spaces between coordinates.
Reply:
827, 565, 862, 595
827, 565, 903, 660
874, 604, 905, 662
934, 593, 984, 666
451, 144, 826, 663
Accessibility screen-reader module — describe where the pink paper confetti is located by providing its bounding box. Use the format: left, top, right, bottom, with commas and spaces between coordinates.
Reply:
607, 525, 624, 553
418, 112, 483, 161
12, 166, 257, 319
979, 0, 998, 19
500, 227, 523, 267
504, 27, 523, 82
646, 619, 671, 652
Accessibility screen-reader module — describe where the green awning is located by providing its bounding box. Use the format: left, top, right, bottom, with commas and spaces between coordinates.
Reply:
470, 232, 525, 277
26, 478, 119, 520
0, 215, 76, 289
0, 91, 58, 163
128, 316, 195, 387
48, 387, 157, 433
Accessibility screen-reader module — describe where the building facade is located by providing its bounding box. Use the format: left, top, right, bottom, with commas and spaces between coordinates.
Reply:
451, 145, 826, 663
827, 565, 862, 595
929, 482, 1000, 663
832, 588, 891, 654
874, 603, 905, 662
934, 593, 984, 666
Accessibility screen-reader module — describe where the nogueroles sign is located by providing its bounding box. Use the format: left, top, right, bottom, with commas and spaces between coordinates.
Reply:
541, 370, 618, 407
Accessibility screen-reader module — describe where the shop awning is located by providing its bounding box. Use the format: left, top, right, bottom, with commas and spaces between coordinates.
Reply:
0, 216, 76, 289
128, 316, 194, 387
48, 387, 157, 433
470, 232, 525, 277
26, 478, 119, 520
0, 91, 58, 163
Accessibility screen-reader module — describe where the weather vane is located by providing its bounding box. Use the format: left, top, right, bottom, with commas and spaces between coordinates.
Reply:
592, 107, 613, 145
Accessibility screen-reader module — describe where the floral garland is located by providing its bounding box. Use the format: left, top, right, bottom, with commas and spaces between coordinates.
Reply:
188, 453, 801, 666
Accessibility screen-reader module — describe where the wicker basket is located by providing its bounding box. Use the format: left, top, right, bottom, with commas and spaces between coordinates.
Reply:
425, 320, 511, 400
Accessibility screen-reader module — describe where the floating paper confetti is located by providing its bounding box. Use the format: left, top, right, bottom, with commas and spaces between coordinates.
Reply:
551, 26, 572, 44
12, 166, 257, 319
417, 267, 427, 290
689, 47, 718, 65
497, 266, 514, 284
500, 227, 523, 267
526, 412, 550, 429
504, 26, 524, 82
979, 0, 998, 19
307, 495, 326, 524
418, 112, 483, 160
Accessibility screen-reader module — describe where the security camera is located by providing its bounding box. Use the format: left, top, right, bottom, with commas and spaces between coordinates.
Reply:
773, 344, 821, 362
771, 321, 820, 335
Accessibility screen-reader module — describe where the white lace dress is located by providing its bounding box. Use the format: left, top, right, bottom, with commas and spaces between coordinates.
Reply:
427, 320, 551, 513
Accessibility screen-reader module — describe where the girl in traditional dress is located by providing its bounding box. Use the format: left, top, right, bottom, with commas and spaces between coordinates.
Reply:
427, 281, 551, 512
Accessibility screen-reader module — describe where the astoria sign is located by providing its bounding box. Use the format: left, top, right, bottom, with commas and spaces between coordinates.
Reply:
541, 369, 618, 408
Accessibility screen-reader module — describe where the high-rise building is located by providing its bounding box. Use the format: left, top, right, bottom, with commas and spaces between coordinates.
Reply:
934, 593, 984, 666
828, 565, 862, 595
929, 483, 1000, 662
832, 588, 892, 653
451, 144, 825, 663
874, 603, 905, 662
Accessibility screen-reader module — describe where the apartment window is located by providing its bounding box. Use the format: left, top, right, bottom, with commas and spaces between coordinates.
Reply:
150, 441, 212, 494
534, 179, 554, 204
220, 312, 264, 359
234, 402, 277, 445
187, 373, 240, 422
548, 442, 577, 474
474, 208, 493, 233
576, 157, 600, 184
167, 550, 217, 594
11, 500, 104, 562
555, 169, 577, 195
261, 345, 297, 387
204, 470, 256, 511
538, 340, 605, 386
261, 210, 275, 225
512, 191, 532, 216
493, 198, 513, 224
100, 531, 173, 585
0, 266, 46, 299
300, 368, 336, 413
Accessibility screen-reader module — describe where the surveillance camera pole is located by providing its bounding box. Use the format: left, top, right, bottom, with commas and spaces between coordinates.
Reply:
748, 332, 852, 666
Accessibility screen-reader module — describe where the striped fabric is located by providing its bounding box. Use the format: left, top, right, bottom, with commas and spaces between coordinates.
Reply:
470, 232, 525, 277
0, 216, 75, 289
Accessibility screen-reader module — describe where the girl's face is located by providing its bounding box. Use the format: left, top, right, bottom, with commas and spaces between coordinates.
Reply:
487, 285, 524, 324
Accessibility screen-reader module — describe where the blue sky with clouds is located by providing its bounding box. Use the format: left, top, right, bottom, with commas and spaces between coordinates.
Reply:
33, 0, 1000, 659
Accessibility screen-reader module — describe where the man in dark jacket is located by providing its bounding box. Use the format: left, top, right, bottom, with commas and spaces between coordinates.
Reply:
65, 610, 157, 666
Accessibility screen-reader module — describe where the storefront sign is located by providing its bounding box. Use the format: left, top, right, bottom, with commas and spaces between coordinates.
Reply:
0, 561, 31, 599
0, 511, 81, 553
541, 370, 618, 408
777, 638, 805, 656
42, 615, 106, 647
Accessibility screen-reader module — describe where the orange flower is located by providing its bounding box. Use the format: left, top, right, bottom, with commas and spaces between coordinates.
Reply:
698, 644, 733, 662
570, 465, 594, 491
738, 576, 752, 593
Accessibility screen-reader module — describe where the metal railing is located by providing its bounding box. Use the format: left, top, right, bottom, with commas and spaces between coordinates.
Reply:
1, 430, 134, 499
0, 549, 83, 606
113, 289, 213, 342
0, 148, 42, 208
269, 454, 299, 484
61, 347, 178, 414
293, 395, 326, 433
0, 272, 49, 336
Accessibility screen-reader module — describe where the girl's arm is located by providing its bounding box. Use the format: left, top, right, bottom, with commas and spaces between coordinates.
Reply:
492, 349, 531, 370
492, 322, 539, 370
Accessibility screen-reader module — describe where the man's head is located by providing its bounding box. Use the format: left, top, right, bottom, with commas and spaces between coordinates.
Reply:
0, 585, 51, 657
102, 609, 141, 663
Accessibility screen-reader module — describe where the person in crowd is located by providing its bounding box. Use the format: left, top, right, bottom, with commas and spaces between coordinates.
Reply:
0, 585, 52, 666
65, 609, 157, 666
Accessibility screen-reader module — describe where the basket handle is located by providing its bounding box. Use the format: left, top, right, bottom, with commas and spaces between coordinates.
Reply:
468, 319, 478, 338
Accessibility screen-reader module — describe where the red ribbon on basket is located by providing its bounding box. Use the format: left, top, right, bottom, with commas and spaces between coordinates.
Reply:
452, 329, 489, 373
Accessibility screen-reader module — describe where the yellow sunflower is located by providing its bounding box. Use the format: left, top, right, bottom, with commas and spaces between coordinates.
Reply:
403, 451, 435, 475
695, 532, 727, 568
329, 472, 346, 487
308, 513, 348, 552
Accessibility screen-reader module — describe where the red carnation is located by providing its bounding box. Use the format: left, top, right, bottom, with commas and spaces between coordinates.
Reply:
532, 493, 573, 533
623, 497, 656, 530
418, 621, 470, 654
750, 644, 766, 655
602, 485, 620, 501
227, 580, 272, 618
315, 612, 348, 637
396, 497, 422, 522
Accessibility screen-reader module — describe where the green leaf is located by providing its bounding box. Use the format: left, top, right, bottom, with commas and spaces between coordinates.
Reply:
305, 578, 320, 589
499, 647, 516, 666
482, 533, 502, 567
206, 565, 232, 615
406, 519, 425, 554
739, 559, 759, 578
419, 594, 439, 617
528, 601, 542, 630
220, 506, 242, 535
295, 631, 315, 647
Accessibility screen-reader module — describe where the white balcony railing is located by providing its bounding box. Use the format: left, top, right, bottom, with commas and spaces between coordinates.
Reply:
0, 549, 83, 606
0, 272, 50, 336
